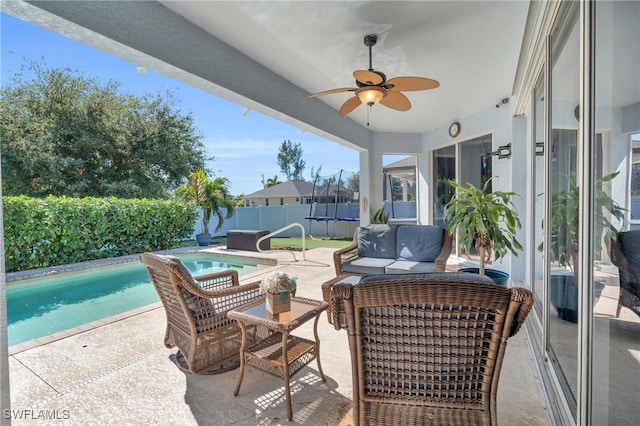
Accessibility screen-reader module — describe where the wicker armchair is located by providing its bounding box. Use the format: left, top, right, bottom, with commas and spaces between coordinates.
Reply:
140, 253, 268, 374
609, 232, 640, 318
331, 274, 533, 426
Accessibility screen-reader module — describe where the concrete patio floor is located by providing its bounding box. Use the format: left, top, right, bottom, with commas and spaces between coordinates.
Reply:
8, 247, 550, 425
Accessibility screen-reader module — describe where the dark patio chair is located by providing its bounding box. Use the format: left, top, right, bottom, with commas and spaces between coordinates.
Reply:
609, 231, 640, 318
140, 252, 268, 374
331, 273, 533, 426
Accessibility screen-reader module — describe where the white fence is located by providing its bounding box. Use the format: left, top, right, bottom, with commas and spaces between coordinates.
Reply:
191, 201, 417, 240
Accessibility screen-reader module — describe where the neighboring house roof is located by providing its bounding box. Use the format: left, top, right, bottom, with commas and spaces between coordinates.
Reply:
384, 156, 416, 181
244, 180, 315, 199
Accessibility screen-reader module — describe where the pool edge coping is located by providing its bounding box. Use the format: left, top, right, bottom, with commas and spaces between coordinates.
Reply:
8, 302, 164, 355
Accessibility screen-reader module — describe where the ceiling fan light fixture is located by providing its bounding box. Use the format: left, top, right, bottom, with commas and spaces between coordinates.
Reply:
356, 86, 386, 105
308, 33, 439, 117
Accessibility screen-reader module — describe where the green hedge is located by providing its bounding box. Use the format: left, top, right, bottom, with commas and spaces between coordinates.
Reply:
3, 196, 198, 272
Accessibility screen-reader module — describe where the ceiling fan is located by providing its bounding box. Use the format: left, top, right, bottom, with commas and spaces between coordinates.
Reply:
308, 34, 440, 116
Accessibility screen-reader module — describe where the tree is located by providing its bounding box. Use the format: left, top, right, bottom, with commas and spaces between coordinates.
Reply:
265, 175, 281, 188
177, 168, 235, 235
277, 139, 305, 181
0, 61, 209, 198
309, 165, 323, 182
346, 172, 360, 200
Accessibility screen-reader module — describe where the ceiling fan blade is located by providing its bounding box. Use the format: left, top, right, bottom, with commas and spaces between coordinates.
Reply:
308, 87, 356, 98
339, 96, 363, 115
353, 70, 384, 85
386, 76, 440, 91
380, 90, 411, 111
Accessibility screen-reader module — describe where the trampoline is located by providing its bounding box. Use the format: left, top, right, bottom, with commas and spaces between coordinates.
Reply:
305, 169, 360, 237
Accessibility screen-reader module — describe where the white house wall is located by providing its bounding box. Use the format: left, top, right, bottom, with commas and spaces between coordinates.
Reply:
359, 151, 371, 226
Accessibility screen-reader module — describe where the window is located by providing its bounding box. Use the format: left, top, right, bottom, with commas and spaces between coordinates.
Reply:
432, 135, 492, 260
432, 145, 455, 227
591, 2, 640, 423
548, 7, 579, 408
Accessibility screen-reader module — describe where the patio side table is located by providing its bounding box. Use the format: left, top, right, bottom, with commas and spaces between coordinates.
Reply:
228, 296, 328, 422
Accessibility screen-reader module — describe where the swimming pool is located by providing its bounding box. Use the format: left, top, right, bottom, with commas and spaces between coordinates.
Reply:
7, 253, 269, 346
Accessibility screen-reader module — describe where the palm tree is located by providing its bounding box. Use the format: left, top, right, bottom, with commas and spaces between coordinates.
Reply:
265, 175, 281, 188
178, 168, 236, 238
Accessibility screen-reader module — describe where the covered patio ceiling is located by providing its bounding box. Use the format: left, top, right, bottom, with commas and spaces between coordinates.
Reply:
3, 1, 530, 150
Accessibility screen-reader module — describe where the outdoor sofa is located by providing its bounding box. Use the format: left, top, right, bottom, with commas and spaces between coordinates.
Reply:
322, 224, 453, 322
332, 224, 453, 276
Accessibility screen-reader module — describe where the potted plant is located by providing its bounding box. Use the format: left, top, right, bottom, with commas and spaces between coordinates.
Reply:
177, 168, 236, 246
260, 271, 297, 315
541, 172, 625, 321
443, 178, 523, 284
369, 206, 389, 224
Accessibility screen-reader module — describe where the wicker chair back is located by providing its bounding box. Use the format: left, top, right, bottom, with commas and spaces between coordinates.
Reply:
609, 234, 640, 318
331, 276, 533, 425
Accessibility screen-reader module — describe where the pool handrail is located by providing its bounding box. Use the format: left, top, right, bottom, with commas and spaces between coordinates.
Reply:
256, 222, 306, 261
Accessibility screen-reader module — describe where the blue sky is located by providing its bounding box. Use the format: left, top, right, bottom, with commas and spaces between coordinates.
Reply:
0, 12, 361, 196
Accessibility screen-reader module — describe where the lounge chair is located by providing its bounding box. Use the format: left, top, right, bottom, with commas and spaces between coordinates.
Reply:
140, 252, 268, 374
331, 273, 533, 425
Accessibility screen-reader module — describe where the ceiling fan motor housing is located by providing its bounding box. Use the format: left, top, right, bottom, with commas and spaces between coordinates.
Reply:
364, 34, 377, 47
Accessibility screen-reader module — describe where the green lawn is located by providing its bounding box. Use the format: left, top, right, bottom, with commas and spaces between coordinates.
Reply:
206, 236, 352, 250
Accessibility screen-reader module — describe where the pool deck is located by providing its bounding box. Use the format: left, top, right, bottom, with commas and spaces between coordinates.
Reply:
7, 246, 550, 425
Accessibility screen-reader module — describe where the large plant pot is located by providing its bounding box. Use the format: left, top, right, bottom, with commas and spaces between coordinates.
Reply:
550, 273, 578, 322
196, 233, 211, 246
458, 267, 509, 286
550, 273, 605, 323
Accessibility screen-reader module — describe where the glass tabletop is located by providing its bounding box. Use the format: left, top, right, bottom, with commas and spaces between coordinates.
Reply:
230, 297, 328, 329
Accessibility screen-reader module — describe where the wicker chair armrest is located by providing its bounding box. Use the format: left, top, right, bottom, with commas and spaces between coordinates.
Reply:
330, 282, 354, 330
508, 287, 534, 337
187, 279, 261, 300
191, 281, 263, 333
193, 269, 240, 291
434, 231, 453, 272
333, 242, 359, 275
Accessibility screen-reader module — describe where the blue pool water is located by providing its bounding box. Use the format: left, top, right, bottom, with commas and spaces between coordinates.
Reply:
7, 254, 262, 346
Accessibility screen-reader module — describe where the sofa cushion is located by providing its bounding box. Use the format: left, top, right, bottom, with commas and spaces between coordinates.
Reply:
357, 224, 398, 259
396, 225, 444, 262
384, 260, 437, 274
342, 257, 396, 275
619, 230, 640, 267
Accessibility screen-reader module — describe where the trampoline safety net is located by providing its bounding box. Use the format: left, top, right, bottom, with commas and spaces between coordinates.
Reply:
305, 169, 359, 236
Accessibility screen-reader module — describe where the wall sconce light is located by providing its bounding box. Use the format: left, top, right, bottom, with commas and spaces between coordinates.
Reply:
485, 143, 512, 160
536, 142, 544, 156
